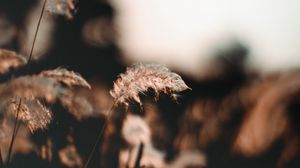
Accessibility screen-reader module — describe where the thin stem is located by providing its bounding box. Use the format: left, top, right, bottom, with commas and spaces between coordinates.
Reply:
5, 0, 47, 165
28, 0, 48, 63
134, 142, 144, 168
6, 98, 22, 163
84, 102, 116, 168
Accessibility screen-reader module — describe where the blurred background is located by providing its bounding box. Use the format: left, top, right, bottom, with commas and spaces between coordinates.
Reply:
113, 0, 300, 77
0, 0, 300, 167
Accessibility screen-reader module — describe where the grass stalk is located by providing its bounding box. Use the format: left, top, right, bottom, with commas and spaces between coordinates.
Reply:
6, 98, 22, 163
5, 0, 47, 165
84, 102, 116, 168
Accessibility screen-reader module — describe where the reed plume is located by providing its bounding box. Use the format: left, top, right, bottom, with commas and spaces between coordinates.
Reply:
0, 68, 90, 132
0, 76, 60, 104
0, 49, 26, 74
8, 98, 52, 133
110, 63, 191, 107
40, 67, 91, 89
86, 63, 190, 168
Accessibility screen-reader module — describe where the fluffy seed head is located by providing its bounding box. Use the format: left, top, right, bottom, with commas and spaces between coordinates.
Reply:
0, 76, 60, 104
110, 63, 191, 107
0, 70, 91, 122
0, 48, 26, 74
39, 68, 91, 89
8, 98, 52, 133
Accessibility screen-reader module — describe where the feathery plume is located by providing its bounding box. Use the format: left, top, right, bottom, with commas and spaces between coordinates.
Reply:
0, 49, 26, 74
40, 68, 91, 89
0, 70, 91, 121
47, 0, 78, 19
110, 63, 190, 107
8, 98, 52, 133
0, 76, 60, 104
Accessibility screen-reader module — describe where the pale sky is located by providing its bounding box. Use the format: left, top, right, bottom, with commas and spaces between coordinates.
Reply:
111, 0, 300, 78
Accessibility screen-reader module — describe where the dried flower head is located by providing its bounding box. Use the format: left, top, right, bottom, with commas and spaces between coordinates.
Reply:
8, 98, 52, 133
47, 0, 78, 19
0, 76, 60, 104
0, 68, 91, 123
110, 63, 191, 107
39, 68, 91, 89
0, 49, 26, 74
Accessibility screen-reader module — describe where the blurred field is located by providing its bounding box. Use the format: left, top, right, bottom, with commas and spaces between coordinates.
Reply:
0, 0, 300, 168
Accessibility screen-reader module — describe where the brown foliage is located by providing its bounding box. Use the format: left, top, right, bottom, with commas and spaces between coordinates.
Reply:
234, 72, 300, 156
